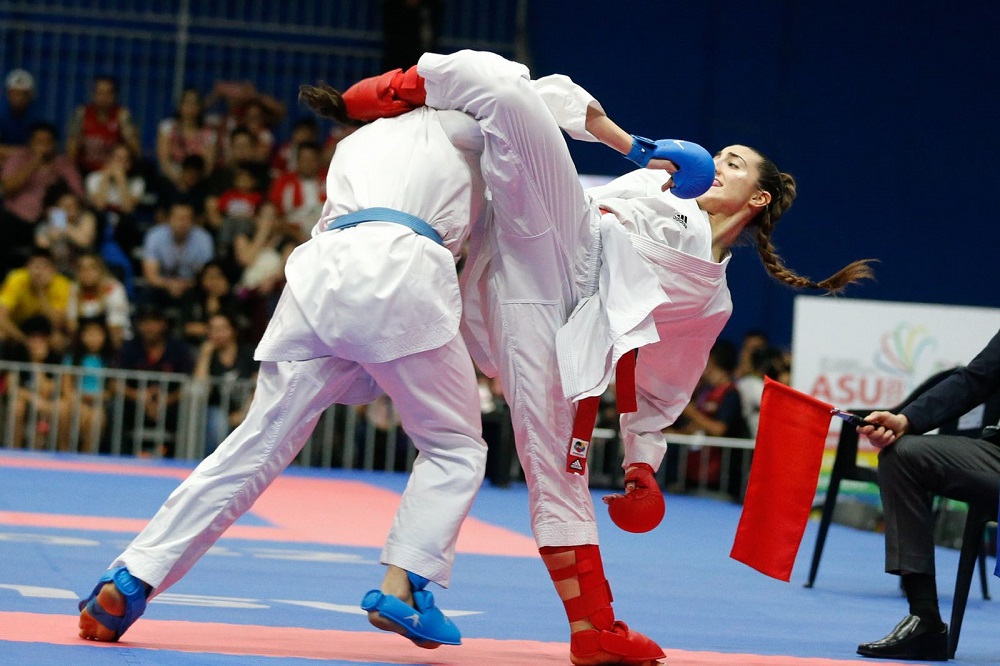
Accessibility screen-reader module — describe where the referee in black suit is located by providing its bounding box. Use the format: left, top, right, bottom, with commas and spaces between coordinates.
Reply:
854, 328, 1000, 660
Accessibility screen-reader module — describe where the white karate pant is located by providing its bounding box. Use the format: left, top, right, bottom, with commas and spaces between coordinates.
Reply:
421, 50, 601, 547
112, 333, 486, 593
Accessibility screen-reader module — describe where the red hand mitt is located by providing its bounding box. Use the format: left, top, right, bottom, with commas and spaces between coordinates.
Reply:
604, 463, 665, 533
342, 67, 426, 121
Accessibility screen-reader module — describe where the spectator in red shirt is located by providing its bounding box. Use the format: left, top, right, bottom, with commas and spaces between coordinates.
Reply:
268, 141, 325, 243
65, 76, 141, 175
210, 164, 262, 222
206, 163, 262, 274
207, 161, 260, 230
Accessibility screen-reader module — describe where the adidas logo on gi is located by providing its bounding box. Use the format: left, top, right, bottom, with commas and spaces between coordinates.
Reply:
672, 213, 688, 228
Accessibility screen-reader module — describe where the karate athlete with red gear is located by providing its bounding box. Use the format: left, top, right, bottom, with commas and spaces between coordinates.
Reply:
343, 49, 874, 666
78, 100, 492, 649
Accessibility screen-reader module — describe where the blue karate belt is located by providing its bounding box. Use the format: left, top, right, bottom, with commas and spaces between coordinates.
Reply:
324, 207, 444, 247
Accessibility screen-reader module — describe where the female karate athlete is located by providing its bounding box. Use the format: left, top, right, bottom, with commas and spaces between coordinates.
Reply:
78, 99, 493, 648
341, 49, 875, 666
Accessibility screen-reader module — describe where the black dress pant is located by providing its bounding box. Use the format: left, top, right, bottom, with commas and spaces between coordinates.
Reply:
878, 434, 1000, 575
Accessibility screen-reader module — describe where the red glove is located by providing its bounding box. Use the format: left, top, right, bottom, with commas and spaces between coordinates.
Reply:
342, 66, 426, 121
603, 463, 665, 533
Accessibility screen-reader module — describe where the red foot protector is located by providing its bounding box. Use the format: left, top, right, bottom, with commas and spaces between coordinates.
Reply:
571, 620, 665, 666
604, 463, 665, 534
342, 66, 427, 121
542, 544, 665, 665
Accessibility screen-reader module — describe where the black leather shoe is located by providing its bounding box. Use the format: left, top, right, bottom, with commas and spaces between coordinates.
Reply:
857, 614, 949, 661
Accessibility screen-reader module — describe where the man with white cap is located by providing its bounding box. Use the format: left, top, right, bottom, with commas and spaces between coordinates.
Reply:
0, 69, 40, 163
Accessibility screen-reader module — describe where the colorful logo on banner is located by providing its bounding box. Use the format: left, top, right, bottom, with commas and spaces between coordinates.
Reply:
874, 324, 938, 375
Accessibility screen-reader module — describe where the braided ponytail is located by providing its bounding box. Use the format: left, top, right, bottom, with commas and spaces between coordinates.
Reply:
750, 153, 875, 294
298, 83, 350, 123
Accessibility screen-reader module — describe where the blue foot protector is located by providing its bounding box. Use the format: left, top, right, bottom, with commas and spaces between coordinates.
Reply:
360, 571, 461, 646
78, 566, 148, 641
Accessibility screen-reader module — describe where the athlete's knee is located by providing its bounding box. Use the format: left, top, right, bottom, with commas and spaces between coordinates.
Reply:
456, 436, 489, 475
470, 446, 488, 483
443, 49, 530, 86
427, 50, 532, 109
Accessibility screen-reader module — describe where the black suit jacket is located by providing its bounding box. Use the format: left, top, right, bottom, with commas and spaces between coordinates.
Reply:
902, 328, 1000, 434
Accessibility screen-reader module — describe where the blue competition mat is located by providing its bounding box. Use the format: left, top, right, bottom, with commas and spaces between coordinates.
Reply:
0, 450, 994, 665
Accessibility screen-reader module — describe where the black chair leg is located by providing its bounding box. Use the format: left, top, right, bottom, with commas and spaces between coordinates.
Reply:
977, 537, 991, 601
805, 472, 843, 588
949, 510, 989, 659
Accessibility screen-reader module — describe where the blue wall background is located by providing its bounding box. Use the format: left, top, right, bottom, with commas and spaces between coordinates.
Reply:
525, 1, 1000, 347
3, 1, 997, 348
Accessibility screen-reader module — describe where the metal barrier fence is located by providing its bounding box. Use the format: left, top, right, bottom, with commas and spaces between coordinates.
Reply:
0, 0, 525, 151
0, 359, 755, 496
0, 359, 436, 468
588, 427, 755, 500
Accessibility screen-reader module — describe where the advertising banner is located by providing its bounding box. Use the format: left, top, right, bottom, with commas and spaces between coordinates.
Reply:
791, 297, 1000, 502
792, 297, 1000, 410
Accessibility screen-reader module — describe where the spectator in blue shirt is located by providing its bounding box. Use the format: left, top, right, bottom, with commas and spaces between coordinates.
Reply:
141, 201, 214, 317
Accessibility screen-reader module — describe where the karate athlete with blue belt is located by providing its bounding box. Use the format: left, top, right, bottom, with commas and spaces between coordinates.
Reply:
78, 98, 492, 649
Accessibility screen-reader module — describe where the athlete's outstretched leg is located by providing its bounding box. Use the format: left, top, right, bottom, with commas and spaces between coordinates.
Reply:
79, 355, 373, 641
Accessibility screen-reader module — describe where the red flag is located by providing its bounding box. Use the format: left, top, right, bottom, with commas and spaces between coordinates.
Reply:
730, 377, 834, 581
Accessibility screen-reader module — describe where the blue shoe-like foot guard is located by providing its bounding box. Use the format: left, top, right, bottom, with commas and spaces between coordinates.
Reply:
360, 571, 461, 646
78, 566, 148, 641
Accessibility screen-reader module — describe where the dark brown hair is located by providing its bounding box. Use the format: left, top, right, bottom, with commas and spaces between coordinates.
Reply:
746, 149, 876, 294
298, 83, 351, 124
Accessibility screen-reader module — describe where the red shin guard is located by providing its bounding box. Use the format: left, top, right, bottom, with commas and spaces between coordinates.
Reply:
541, 545, 665, 665
342, 65, 427, 121
604, 463, 666, 533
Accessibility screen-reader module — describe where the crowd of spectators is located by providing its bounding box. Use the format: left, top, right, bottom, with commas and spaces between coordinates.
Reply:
0, 67, 359, 455
0, 66, 792, 470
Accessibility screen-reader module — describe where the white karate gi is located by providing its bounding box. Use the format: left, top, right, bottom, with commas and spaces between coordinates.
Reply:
421, 50, 732, 547
110, 107, 489, 592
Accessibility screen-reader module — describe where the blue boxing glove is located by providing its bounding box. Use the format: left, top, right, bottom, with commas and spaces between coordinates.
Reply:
624, 135, 715, 199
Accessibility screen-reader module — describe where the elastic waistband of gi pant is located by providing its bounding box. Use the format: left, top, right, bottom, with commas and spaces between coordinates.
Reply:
324, 207, 444, 247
